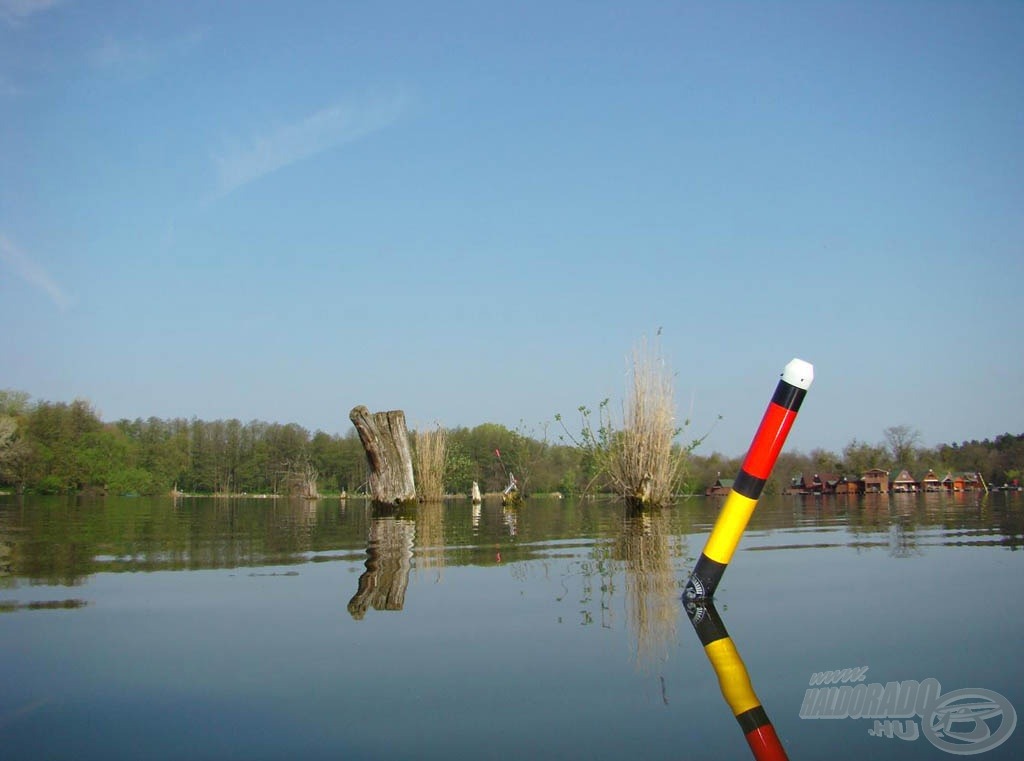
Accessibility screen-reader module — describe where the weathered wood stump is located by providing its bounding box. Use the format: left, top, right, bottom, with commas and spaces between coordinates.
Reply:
349, 405, 417, 505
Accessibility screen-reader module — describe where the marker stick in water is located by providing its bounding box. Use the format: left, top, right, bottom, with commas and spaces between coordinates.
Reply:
684, 358, 813, 602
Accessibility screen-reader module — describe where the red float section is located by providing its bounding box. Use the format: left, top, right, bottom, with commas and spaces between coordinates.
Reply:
740, 403, 798, 480
744, 724, 789, 761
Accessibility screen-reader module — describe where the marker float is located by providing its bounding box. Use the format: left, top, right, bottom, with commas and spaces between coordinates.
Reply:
684, 358, 813, 602
688, 602, 790, 761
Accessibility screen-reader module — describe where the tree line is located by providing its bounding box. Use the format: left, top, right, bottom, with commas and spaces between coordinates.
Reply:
0, 391, 581, 497
1, 390, 1021, 496
686, 425, 1024, 495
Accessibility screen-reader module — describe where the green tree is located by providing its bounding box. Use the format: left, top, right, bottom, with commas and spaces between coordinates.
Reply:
0, 389, 31, 416
0, 415, 31, 491
336, 428, 369, 493
22, 399, 104, 492
842, 439, 891, 475
442, 439, 476, 495
884, 425, 920, 471
0, 390, 33, 490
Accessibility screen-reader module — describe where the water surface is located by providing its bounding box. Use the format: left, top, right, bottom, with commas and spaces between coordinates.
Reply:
2, 492, 1021, 759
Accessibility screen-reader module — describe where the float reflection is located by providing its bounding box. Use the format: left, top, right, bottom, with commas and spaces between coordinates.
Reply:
685, 599, 790, 761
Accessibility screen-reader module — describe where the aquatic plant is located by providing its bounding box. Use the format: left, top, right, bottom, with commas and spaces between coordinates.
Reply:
559, 336, 704, 507
413, 423, 448, 502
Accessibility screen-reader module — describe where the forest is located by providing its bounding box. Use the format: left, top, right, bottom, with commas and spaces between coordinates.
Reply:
1, 390, 1021, 497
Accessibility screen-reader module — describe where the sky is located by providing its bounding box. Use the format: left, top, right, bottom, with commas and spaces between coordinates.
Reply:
2, 1, 1022, 457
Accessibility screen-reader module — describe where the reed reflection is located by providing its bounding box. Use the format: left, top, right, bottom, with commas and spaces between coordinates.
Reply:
414, 501, 446, 582
616, 506, 684, 665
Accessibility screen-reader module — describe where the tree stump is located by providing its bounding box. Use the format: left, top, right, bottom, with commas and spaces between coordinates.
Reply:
349, 406, 417, 505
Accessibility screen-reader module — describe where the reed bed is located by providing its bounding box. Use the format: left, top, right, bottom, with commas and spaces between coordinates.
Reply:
608, 337, 684, 507
413, 424, 448, 502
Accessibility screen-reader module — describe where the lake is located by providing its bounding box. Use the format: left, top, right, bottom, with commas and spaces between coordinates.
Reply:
1, 492, 1021, 760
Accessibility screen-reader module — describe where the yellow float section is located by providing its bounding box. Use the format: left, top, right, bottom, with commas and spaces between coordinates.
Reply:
703, 491, 758, 566
704, 637, 761, 717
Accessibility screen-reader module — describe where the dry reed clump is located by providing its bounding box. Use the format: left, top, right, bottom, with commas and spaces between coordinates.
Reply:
606, 338, 684, 507
413, 424, 448, 502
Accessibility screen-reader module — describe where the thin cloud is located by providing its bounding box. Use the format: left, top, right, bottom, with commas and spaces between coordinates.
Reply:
0, 0, 64, 24
210, 91, 410, 199
0, 234, 72, 310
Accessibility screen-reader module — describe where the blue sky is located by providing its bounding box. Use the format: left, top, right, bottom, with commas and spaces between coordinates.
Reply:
2, 1, 1022, 457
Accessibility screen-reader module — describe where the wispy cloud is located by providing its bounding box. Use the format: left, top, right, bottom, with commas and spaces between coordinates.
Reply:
210, 91, 410, 199
0, 0, 64, 25
0, 234, 72, 310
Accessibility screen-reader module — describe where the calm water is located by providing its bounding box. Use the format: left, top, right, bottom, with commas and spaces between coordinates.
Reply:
1, 492, 1022, 760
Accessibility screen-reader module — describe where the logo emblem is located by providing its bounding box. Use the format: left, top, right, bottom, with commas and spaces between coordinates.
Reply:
922, 688, 1017, 755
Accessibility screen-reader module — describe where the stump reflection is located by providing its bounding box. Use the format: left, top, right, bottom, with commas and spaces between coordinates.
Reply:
347, 510, 415, 619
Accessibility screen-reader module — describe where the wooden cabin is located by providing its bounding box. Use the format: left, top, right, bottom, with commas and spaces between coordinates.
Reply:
705, 477, 734, 497
920, 470, 942, 492
862, 468, 889, 494
813, 473, 841, 494
943, 472, 984, 492
834, 476, 862, 495
891, 469, 918, 493
790, 473, 815, 493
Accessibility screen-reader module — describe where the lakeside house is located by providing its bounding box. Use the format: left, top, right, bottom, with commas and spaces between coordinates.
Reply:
891, 469, 917, 492
705, 467, 989, 497
862, 468, 889, 493
705, 477, 734, 497
921, 469, 942, 492
784, 469, 986, 496
942, 472, 985, 492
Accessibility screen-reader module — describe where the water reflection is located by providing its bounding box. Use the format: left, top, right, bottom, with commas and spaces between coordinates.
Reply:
1, 492, 1021, 587
0, 496, 377, 585
503, 504, 518, 536
888, 517, 921, 558
616, 507, 686, 665
415, 501, 446, 581
685, 599, 789, 760
347, 509, 415, 619
2, 492, 1022, 759
324, 497, 694, 666
0, 598, 88, 612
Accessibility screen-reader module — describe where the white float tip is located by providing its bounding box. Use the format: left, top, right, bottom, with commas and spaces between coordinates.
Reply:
782, 358, 814, 390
